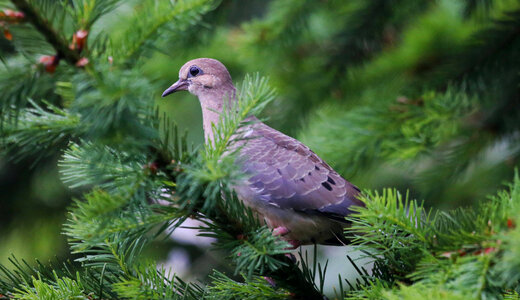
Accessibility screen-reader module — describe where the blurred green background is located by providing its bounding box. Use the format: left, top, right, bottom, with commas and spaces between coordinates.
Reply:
1, 0, 519, 286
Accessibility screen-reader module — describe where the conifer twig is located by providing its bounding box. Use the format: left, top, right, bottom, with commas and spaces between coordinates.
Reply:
10, 0, 81, 65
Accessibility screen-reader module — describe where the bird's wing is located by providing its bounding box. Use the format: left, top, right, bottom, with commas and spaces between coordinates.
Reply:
237, 122, 364, 222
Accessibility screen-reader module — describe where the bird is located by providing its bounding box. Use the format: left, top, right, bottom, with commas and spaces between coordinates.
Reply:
162, 58, 364, 247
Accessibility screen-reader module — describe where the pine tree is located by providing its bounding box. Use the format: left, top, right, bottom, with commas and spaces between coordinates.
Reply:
1, 0, 520, 299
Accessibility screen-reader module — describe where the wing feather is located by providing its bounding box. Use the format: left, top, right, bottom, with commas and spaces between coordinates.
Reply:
238, 122, 363, 222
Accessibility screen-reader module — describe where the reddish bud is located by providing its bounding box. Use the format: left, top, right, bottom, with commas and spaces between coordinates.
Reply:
149, 163, 158, 174
236, 252, 241, 257
484, 247, 496, 255
39, 55, 59, 73
76, 29, 88, 39
143, 162, 158, 175
507, 218, 515, 228
45, 64, 57, 73
4, 10, 15, 18
75, 57, 89, 67
1, 9, 25, 23
39, 55, 53, 64
72, 29, 88, 51
3, 28, 12, 40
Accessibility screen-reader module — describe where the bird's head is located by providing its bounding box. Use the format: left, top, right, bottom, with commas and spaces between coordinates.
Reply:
162, 58, 234, 98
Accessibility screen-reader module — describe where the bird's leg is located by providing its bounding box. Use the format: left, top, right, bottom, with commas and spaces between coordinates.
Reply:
272, 226, 301, 250
272, 226, 290, 236
287, 240, 301, 249
272, 227, 300, 262
263, 228, 300, 288
263, 276, 277, 287
284, 240, 300, 262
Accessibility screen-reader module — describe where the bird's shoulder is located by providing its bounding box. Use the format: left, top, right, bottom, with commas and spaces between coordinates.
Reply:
237, 121, 363, 219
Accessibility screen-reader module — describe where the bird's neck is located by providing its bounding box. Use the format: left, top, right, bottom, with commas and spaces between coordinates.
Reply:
198, 85, 236, 144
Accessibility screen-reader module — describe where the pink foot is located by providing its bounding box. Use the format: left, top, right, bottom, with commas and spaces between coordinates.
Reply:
285, 253, 297, 263
272, 227, 301, 250
287, 240, 301, 249
263, 276, 277, 287
273, 226, 290, 236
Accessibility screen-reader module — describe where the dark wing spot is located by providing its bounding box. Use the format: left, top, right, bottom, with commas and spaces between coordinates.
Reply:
277, 169, 282, 175
322, 182, 333, 191
315, 166, 320, 171
308, 172, 312, 176
327, 176, 336, 185
300, 177, 305, 182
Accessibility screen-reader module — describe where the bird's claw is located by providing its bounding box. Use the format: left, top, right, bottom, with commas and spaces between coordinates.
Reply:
263, 276, 277, 287
273, 226, 290, 236
287, 239, 301, 249
284, 253, 297, 262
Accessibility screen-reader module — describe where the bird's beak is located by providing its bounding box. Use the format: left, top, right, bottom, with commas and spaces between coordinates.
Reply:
162, 79, 188, 97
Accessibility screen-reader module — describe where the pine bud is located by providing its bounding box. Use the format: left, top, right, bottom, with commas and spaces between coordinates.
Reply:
39, 55, 60, 73
71, 29, 88, 51
0, 9, 25, 23
3, 28, 12, 40
75, 57, 89, 67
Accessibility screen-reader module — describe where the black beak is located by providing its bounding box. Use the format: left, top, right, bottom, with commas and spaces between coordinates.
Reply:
162, 79, 189, 97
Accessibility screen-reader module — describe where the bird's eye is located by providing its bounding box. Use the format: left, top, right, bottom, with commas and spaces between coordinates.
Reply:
188, 66, 202, 78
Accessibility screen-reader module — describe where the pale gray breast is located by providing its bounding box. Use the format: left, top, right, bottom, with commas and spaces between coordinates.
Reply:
234, 121, 363, 222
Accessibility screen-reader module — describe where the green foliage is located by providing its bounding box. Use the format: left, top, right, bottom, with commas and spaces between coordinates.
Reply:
344, 173, 520, 298
59, 142, 145, 190
2, 0, 520, 299
111, 263, 204, 300
108, 0, 217, 64
1, 100, 80, 164
0, 59, 58, 117
13, 272, 87, 300
206, 271, 289, 299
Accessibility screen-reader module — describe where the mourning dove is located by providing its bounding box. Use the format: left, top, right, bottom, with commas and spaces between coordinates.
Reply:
162, 58, 364, 246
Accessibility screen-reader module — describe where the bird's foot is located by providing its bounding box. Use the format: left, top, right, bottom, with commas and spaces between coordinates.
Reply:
284, 252, 297, 263
287, 239, 301, 250
273, 226, 290, 236
272, 227, 301, 250
263, 276, 277, 287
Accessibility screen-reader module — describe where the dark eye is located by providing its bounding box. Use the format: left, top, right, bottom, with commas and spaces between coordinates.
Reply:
188, 66, 202, 78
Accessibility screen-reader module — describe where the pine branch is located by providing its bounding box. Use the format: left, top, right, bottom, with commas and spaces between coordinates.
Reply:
0, 59, 59, 117
10, 0, 80, 65
0, 256, 120, 299
451, 9, 520, 83
345, 172, 520, 298
207, 271, 290, 299
12, 273, 87, 300
111, 0, 216, 64
1, 100, 81, 164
